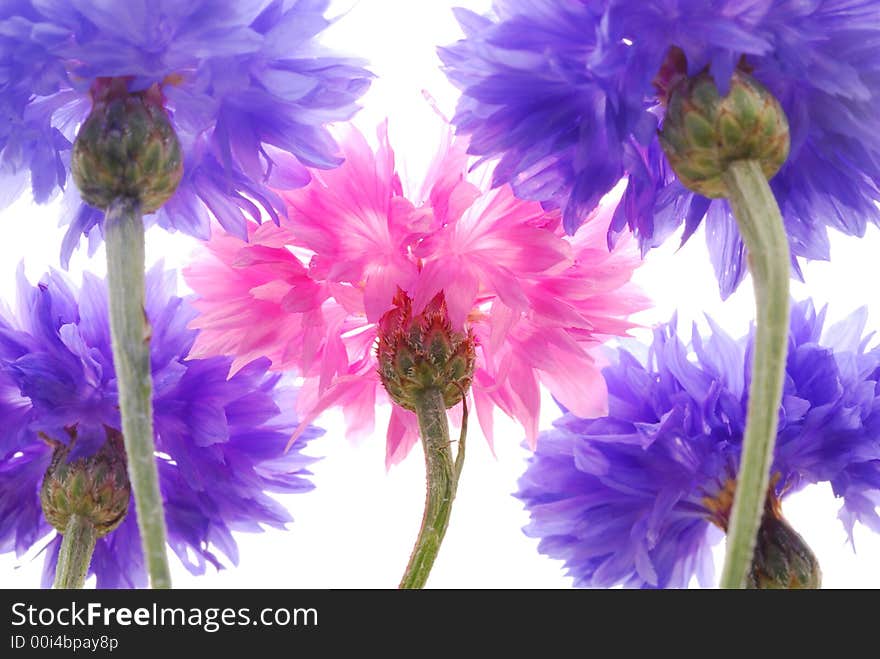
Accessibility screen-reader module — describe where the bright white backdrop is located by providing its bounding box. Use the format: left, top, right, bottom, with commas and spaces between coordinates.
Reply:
2, 0, 880, 589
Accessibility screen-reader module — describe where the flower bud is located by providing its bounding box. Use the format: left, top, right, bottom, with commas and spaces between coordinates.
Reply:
746, 498, 821, 589
72, 77, 183, 213
40, 428, 131, 538
705, 478, 820, 589
658, 67, 790, 198
377, 290, 476, 411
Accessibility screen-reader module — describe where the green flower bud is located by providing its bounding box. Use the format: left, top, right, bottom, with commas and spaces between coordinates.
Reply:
40, 429, 131, 538
704, 478, 820, 589
747, 499, 821, 589
658, 69, 790, 198
377, 289, 476, 411
72, 77, 183, 213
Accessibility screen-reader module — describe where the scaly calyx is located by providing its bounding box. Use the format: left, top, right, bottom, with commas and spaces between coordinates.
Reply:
658, 49, 790, 198
40, 428, 131, 539
41, 428, 131, 589
72, 77, 183, 213
377, 289, 476, 412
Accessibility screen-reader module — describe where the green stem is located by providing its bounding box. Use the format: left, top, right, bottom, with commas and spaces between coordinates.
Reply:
53, 515, 98, 589
104, 197, 171, 589
719, 159, 790, 589
399, 388, 464, 589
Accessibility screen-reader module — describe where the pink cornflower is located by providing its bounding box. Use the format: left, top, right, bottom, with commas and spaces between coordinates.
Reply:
185, 123, 648, 466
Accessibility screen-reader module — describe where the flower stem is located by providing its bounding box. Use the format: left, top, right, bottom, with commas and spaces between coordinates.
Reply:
719, 159, 790, 589
104, 197, 171, 589
53, 515, 98, 589
399, 388, 466, 589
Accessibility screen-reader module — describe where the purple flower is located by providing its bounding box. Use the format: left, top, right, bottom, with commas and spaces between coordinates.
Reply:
0, 0, 372, 266
0, 263, 321, 588
440, 1, 880, 297
516, 300, 880, 588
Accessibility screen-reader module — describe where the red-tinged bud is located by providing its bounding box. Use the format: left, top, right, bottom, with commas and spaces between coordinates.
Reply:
377, 289, 476, 411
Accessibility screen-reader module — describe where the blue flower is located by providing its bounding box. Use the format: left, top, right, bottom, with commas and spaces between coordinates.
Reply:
440, 1, 880, 297
515, 300, 880, 588
0, 263, 322, 588
0, 0, 372, 266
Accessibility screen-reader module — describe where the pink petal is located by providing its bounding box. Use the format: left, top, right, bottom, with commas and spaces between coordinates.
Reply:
386, 406, 420, 468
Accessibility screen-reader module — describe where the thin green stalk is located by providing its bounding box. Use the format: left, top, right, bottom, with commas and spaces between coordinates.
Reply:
53, 515, 98, 589
719, 159, 790, 589
399, 388, 467, 589
105, 197, 171, 589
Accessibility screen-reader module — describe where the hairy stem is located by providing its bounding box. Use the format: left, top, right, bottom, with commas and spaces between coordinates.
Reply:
53, 515, 98, 589
719, 159, 790, 588
399, 388, 465, 589
105, 197, 171, 589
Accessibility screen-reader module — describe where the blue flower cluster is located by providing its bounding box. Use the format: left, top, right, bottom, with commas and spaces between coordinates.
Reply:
517, 300, 880, 587
0, 264, 321, 587
0, 0, 372, 265
440, 1, 880, 296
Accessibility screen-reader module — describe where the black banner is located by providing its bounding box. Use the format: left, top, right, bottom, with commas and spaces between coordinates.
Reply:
0, 588, 830, 653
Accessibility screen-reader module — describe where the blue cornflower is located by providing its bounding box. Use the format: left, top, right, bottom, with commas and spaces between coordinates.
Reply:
0, 263, 321, 588
516, 300, 880, 588
0, 0, 372, 266
440, 1, 880, 297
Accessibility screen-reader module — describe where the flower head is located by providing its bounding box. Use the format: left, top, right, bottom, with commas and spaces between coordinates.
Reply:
440, 1, 880, 297
185, 123, 646, 467
516, 300, 880, 588
0, 263, 321, 588
376, 289, 476, 413
0, 0, 372, 266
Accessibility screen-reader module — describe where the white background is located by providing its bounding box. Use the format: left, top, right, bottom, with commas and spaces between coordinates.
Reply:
2, 0, 880, 589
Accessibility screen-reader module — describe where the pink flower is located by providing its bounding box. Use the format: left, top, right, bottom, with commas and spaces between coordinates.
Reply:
185, 123, 648, 466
